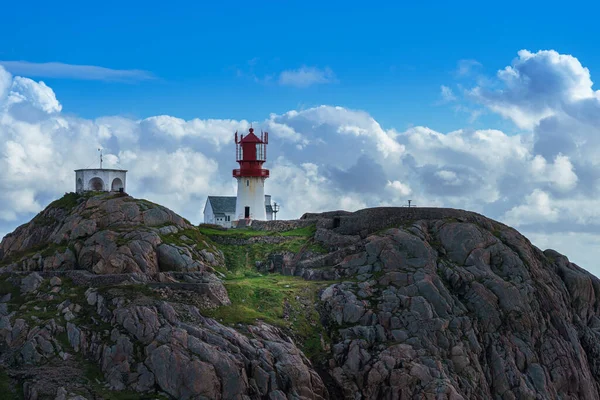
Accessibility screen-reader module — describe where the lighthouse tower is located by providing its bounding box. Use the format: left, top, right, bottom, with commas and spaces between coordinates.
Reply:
233, 127, 270, 221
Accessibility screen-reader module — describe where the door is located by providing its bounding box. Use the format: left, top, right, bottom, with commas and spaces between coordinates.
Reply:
245, 206, 250, 218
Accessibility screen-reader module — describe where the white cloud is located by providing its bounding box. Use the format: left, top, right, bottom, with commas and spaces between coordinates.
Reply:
529, 153, 578, 191
278, 66, 336, 87
6, 77, 62, 113
471, 49, 598, 129
435, 170, 460, 185
503, 189, 560, 226
440, 85, 456, 102
0, 67, 11, 102
386, 180, 412, 197
140, 116, 247, 149
0, 61, 154, 82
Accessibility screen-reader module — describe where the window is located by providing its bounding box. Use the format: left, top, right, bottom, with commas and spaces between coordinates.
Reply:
256, 143, 264, 160
246, 180, 249, 186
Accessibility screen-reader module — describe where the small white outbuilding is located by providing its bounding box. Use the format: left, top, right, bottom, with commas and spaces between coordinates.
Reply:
75, 168, 127, 194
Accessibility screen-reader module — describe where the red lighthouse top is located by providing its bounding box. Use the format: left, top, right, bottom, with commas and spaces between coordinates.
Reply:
233, 127, 270, 178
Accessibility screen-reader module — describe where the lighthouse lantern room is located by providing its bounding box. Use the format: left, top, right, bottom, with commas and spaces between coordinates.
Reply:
233, 128, 270, 221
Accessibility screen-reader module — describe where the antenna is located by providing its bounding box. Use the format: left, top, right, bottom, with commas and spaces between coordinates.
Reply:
98, 148, 103, 169
273, 202, 280, 220
406, 199, 416, 208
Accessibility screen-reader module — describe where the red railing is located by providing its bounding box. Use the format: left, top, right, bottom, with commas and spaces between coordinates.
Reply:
232, 169, 270, 178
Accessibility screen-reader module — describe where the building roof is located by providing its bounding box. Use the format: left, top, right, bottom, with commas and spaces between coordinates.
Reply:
239, 129, 263, 143
74, 168, 128, 172
207, 196, 237, 214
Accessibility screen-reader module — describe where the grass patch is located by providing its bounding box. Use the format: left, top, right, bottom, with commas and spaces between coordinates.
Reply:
6, 277, 89, 324
204, 274, 331, 359
198, 226, 272, 238
279, 224, 316, 237
96, 284, 159, 301
219, 238, 318, 277
160, 228, 213, 250
198, 224, 317, 238
49, 192, 82, 211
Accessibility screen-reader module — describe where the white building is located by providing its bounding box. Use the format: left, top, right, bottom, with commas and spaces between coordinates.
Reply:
204, 195, 273, 228
75, 168, 127, 194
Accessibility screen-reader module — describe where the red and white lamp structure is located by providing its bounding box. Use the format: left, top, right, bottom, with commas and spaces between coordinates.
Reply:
233, 128, 270, 221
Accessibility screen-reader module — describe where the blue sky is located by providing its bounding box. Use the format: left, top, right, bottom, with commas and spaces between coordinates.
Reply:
3, 1, 600, 274
2, 0, 594, 130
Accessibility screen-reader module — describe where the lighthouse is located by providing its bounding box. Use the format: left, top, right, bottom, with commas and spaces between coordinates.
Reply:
233, 127, 270, 221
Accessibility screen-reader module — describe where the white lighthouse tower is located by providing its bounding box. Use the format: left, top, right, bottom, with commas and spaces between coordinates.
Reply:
233, 127, 270, 221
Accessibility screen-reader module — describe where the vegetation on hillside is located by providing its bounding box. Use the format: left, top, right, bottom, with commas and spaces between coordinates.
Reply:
197, 224, 316, 238
198, 223, 333, 360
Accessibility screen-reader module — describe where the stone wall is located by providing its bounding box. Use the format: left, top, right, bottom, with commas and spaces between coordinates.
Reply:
250, 219, 315, 232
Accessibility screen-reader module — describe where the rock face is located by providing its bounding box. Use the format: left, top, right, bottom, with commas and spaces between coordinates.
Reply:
2, 195, 600, 399
0, 193, 223, 275
0, 273, 326, 399
299, 209, 600, 399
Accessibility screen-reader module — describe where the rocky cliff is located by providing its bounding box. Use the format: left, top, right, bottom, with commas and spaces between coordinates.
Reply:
1, 193, 599, 399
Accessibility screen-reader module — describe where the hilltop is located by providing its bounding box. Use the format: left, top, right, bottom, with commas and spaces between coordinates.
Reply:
0, 192, 599, 399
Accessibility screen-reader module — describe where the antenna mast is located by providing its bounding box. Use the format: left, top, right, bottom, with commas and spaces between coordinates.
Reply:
273, 202, 280, 220
98, 148, 103, 169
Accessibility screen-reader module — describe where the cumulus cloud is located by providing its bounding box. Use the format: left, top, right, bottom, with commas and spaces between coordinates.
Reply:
4, 76, 62, 114
529, 154, 578, 191
278, 66, 336, 87
386, 180, 412, 197
0, 61, 154, 82
471, 49, 598, 129
503, 189, 560, 226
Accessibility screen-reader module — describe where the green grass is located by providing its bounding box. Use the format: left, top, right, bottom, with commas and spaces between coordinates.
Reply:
197, 224, 317, 238
0, 277, 91, 324
96, 283, 159, 302
48, 192, 82, 211
160, 228, 212, 249
198, 226, 272, 238
218, 237, 323, 277
203, 273, 331, 359
279, 224, 316, 237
